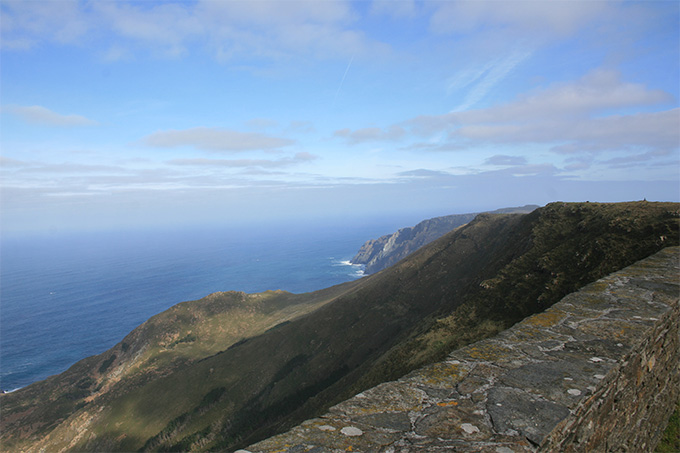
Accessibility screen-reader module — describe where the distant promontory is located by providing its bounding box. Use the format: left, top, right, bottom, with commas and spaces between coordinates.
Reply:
351, 205, 539, 274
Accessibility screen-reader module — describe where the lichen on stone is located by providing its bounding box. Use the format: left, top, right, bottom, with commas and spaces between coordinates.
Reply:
523, 309, 567, 328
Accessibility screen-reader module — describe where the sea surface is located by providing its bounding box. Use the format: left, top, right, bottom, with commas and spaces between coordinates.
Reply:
0, 220, 403, 392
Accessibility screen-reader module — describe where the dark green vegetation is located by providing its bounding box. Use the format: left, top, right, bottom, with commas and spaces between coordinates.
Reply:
656, 400, 680, 453
1, 202, 678, 452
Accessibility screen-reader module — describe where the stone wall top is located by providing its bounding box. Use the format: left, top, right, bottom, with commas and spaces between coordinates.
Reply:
246, 246, 680, 453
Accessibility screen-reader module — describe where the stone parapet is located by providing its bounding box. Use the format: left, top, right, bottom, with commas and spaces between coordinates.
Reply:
246, 246, 679, 452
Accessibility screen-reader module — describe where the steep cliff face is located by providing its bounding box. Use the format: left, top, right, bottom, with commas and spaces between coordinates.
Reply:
351, 205, 539, 274
1, 202, 677, 453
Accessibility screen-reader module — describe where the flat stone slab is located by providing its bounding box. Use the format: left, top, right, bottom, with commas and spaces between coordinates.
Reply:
246, 247, 680, 452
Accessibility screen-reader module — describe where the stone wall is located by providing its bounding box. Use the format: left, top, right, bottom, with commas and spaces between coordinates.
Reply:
245, 246, 679, 453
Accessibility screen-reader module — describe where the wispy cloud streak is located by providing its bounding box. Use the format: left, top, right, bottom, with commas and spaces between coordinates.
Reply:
333, 56, 354, 106
449, 48, 533, 112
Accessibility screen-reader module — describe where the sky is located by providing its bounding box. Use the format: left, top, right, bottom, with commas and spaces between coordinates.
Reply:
1, 0, 679, 234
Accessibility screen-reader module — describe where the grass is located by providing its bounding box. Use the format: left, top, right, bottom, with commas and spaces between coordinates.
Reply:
656, 400, 680, 453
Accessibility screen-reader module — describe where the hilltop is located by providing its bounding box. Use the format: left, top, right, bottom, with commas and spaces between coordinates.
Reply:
351, 205, 539, 274
1, 201, 678, 452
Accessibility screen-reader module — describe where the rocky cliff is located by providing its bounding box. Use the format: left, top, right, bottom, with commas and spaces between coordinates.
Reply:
351, 205, 539, 274
1, 202, 677, 452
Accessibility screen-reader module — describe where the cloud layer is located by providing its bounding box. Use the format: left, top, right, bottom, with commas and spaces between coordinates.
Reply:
168, 152, 316, 168
430, 0, 609, 38
1, 0, 677, 233
5, 105, 98, 126
143, 127, 295, 152
340, 69, 677, 156
1, 0, 387, 61
334, 126, 405, 144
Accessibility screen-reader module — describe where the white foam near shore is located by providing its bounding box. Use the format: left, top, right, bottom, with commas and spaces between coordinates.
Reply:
332, 259, 365, 278
2, 387, 22, 393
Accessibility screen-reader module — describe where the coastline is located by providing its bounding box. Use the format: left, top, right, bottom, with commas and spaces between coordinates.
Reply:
0, 223, 387, 391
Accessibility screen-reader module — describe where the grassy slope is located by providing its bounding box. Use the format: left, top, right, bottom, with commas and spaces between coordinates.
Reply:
352, 201, 680, 387
656, 400, 680, 452
235, 201, 679, 450
10, 211, 529, 452
2, 201, 678, 452
0, 282, 360, 451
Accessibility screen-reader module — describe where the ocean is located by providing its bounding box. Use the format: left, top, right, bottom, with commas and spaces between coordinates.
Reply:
0, 220, 404, 392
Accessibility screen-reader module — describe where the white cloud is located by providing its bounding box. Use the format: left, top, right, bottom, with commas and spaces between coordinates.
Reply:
400, 142, 465, 152
599, 150, 675, 169
404, 69, 677, 154
454, 108, 679, 153
92, 1, 202, 58
397, 168, 452, 178
562, 109, 679, 151
430, 0, 609, 38
196, 0, 386, 62
4, 105, 98, 127
396, 163, 557, 184
0, 0, 90, 49
198, 0, 355, 27
457, 69, 672, 123
564, 163, 590, 172
2, 0, 388, 62
143, 127, 295, 152
101, 45, 132, 62
168, 152, 317, 168
334, 125, 406, 144
246, 118, 280, 130
484, 155, 527, 166
370, 0, 417, 19
16, 162, 126, 174
0, 156, 27, 167
288, 121, 316, 134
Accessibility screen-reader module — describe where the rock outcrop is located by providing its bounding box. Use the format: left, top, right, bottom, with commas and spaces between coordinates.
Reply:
351, 205, 539, 274
247, 246, 680, 452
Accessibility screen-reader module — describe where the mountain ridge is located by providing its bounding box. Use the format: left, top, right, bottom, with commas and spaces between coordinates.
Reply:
1, 201, 678, 452
351, 205, 539, 274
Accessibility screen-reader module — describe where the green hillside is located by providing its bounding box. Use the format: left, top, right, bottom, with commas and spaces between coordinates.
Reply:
1, 201, 677, 452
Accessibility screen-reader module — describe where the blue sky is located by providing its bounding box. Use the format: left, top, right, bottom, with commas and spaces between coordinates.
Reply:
1, 0, 678, 234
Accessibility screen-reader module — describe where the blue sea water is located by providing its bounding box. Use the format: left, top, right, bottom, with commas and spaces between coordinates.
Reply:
0, 220, 401, 392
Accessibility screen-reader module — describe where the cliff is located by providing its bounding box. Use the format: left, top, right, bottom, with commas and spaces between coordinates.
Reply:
248, 246, 679, 452
0, 201, 677, 452
351, 205, 539, 274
